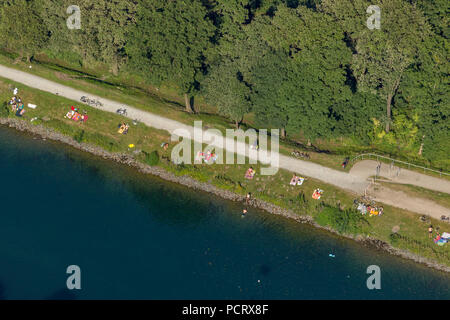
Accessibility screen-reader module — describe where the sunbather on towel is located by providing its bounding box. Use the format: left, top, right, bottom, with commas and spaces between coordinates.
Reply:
205, 151, 211, 162
118, 123, 126, 134
196, 151, 204, 162
312, 189, 323, 200
245, 167, 255, 179
290, 174, 298, 185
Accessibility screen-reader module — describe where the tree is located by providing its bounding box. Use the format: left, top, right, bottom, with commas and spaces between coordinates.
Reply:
249, 5, 353, 140
349, 0, 430, 132
394, 33, 449, 162
414, 0, 449, 38
126, 0, 215, 113
248, 49, 291, 137
202, 61, 251, 128
41, 0, 137, 74
0, 0, 49, 62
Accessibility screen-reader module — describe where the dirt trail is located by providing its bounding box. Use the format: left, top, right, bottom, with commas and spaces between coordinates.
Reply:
369, 185, 450, 218
1, 64, 449, 219
350, 160, 450, 194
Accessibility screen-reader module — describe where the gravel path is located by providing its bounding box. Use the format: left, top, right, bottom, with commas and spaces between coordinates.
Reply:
1, 64, 449, 219
350, 160, 450, 194
368, 185, 450, 218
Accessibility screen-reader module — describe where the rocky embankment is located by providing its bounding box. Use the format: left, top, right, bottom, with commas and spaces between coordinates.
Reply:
1, 117, 449, 273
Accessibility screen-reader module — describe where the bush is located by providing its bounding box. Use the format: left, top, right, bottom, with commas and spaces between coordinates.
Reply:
315, 205, 369, 235
85, 132, 119, 152
0, 102, 9, 117
144, 150, 159, 166
73, 130, 85, 143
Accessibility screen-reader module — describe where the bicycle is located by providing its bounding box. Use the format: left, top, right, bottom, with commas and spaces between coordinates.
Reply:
116, 108, 127, 116
81, 96, 103, 107
291, 150, 310, 160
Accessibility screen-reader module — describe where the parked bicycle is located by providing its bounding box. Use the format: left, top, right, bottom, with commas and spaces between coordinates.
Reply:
116, 108, 127, 116
291, 150, 310, 160
80, 96, 103, 107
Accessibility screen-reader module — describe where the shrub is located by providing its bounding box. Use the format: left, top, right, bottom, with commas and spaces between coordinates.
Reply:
85, 132, 119, 152
315, 205, 369, 235
0, 102, 9, 117
144, 150, 159, 166
73, 130, 85, 143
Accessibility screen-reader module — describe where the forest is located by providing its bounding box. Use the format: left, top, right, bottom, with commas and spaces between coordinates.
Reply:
0, 0, 448, 168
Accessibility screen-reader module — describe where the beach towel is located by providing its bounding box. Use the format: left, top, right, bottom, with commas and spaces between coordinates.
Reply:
245, 170, 255, 179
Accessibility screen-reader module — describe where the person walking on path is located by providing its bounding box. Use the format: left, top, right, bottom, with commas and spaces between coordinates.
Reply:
376, 162, 381, 178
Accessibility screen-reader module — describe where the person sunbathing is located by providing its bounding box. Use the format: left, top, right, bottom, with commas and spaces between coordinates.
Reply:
290, 174, 298, 185
434, 233, 441, 243
118, 123, 126, 134
16, 104, 25, 116
65, 109, 76, 119
357, 203, 367, 215
312, 189, 323, 200
196, 151, 204, 162
72, 112, 81, 121
245, 167, 255, 179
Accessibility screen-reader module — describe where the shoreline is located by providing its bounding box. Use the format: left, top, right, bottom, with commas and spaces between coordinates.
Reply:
1, 117, 449, 274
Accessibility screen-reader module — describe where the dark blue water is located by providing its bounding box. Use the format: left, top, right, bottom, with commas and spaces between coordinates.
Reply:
0, 126, 449, 299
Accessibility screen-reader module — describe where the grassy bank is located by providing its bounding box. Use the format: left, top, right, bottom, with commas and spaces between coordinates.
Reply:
1, 77, 449, 268
1, 50, 448, 174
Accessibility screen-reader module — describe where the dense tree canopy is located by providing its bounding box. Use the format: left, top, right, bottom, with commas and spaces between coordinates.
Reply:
0, 0, 448, 167
125, 0, 215, 112
0, 0, 48, 62
39, 0, 137, 74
